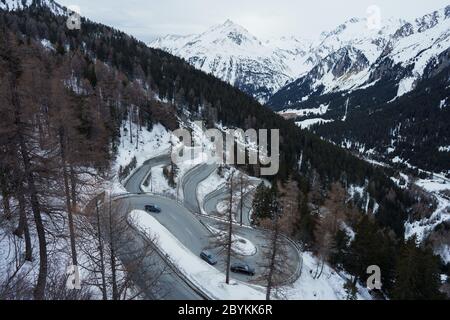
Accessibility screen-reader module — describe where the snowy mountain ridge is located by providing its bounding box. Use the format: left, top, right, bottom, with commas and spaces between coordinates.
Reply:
269, 5, 450, 109
150, 19, 312, 103
151, 6, 449, 107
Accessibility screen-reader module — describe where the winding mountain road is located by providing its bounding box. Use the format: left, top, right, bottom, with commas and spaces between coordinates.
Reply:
115, 153, 301, 300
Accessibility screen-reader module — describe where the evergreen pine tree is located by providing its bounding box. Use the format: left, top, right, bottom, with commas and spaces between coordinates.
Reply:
392, 238, 445, 300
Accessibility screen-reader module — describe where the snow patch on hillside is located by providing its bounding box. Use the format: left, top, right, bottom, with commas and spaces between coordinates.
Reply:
40, 39, 55, 51
279, 104, 329, 118
296, 118, 334, 129
405, 194, 450, 243
397, 77, 416, 97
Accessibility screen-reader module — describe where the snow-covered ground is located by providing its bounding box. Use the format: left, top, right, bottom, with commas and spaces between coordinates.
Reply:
390, 173, 409, 189
284, 252, 371, 300
396, 77, 416, 98
416, 177, 450, 193
115, 123, 172, 175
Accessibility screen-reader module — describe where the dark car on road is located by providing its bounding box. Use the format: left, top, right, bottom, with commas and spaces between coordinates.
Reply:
145, 204, 162, 213
231, 263, 255, 276
200, 250, 218, 265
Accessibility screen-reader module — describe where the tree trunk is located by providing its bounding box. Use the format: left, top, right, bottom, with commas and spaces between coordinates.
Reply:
240, 175, 244, 226
317, 260, 325, 279
1, 187, 12, 220
129, 107, 133, 145
95, 200, 108, 300
136, 107, 140, 150
70, 164, 77, 212
59, 127, 78, 267
13, 176, 33, 262
266, 213, 280, 300
108, 197, 119, 300
19, 130, 47, 299
226, 175, 234, 285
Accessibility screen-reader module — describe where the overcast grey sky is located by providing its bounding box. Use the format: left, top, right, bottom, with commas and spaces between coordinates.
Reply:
57, 0, 449, 42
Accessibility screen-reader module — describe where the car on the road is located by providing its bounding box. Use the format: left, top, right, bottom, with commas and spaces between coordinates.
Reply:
200, 250, 217, 265
230, 263, 255, 276
145, 204, 162, 213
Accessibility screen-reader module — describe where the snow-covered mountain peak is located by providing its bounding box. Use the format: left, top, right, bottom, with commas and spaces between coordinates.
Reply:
220, 18, 244, 31
196, 19, 261, 49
